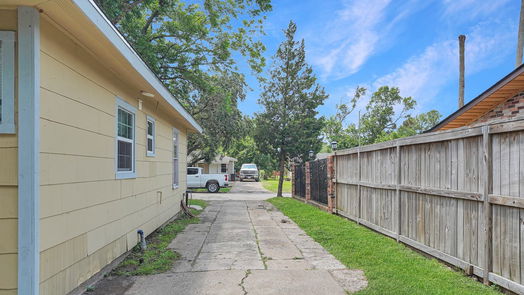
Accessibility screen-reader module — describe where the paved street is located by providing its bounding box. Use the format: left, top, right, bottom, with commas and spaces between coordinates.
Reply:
124, 200, 367, 295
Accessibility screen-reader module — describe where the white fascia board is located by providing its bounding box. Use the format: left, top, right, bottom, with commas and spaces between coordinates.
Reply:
71, 0, 203, 133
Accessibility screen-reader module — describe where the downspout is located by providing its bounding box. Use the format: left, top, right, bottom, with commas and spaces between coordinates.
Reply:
17, 6, 40, 295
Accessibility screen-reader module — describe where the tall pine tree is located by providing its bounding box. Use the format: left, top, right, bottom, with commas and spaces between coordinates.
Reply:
255, 21, 328, 197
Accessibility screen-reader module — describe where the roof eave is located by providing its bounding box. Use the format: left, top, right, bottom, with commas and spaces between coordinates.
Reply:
428, 63, 524, 132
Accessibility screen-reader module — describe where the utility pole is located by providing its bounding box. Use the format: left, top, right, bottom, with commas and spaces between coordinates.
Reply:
458, 35, 466, 109
517, 0, 524, 67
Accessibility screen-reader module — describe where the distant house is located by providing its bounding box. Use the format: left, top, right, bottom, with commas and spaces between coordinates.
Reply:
0, 2, 202, 295
429, 64, 524, 131
196, 155, 237, 177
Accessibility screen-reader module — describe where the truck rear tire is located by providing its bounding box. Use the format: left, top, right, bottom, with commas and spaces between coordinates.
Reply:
206, 182, 220, 193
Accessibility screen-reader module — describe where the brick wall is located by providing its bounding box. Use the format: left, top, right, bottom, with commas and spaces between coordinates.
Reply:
474, 91, 524, 124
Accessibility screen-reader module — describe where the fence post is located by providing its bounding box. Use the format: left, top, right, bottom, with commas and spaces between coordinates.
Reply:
482, 125, 492, 285
396, 144, 401, 242
305, 161, 311, 202
327, 155, 335, 213
357, 148, 361, 224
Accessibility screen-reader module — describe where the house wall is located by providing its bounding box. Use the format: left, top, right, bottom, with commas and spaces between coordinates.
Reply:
197, 163, 209, 173
0, 9, 18, 295
207, 162, 235, 175
38, 17, 187, 295
474, 91, 524, 124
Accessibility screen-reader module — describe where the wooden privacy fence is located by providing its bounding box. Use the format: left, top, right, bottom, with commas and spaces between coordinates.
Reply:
333, 117, 524, 294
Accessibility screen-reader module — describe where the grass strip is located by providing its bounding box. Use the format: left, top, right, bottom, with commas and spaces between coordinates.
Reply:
112, 199, 207, 276
261, 179, 291, 193
268, 197, 500, 295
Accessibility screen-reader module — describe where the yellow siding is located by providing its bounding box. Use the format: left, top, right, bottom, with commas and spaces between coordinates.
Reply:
39, 16, 189, 295
0, 9, 17, 295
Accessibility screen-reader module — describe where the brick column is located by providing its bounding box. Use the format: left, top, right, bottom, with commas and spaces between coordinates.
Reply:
305, 161, 311, 201
327, 155, 335, 213
291, 163, 295, 196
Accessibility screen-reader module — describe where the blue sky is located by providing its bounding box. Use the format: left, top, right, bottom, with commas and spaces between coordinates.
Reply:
238, 0, 519, 124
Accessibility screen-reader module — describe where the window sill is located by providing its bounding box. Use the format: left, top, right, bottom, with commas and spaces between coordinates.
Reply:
116, 171, 137, 179
0, 123, 16, 134
172, 184, 179, 190
146, 151, 156, 157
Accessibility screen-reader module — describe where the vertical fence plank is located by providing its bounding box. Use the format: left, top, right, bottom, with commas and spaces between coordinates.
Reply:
357, 148, 361, 224
519, 132, 524, 285
396, 145, 401, 241
482, 126, 492, 284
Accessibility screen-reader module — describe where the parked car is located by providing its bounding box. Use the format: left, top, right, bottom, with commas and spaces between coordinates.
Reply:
239, 163, 259, 182
187, 167, 229, 193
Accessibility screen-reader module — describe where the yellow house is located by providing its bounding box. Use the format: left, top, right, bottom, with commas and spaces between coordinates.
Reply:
0, 1, 202, 295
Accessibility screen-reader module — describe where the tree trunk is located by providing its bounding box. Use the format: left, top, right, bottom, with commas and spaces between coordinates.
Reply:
277, 150, 285, 197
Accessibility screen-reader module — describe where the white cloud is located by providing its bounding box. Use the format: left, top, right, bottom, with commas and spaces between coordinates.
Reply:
372, 19, 514, 112
310, 0, 392, 79
442, 0, 512, 20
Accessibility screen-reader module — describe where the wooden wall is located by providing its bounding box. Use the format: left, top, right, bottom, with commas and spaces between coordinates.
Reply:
334, 118, 524, 294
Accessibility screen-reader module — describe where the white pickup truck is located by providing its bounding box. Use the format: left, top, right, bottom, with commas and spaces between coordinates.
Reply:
187, 167, 229, 193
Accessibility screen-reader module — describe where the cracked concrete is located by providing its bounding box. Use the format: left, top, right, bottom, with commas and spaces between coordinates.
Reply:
119, 195, 367, 294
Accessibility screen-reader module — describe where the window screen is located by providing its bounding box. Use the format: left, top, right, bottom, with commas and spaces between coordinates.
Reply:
115, 98, 137, 179
146, 117, 155, 156
117, 107, 134, 171
0, 31, 15, 134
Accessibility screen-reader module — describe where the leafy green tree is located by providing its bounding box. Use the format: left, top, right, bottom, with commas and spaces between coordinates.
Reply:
376, 110, 441, 142
323, 86, 440, 149
359, 86, 416, 145
255, 21, 328, 196
95, 0, 272, 162
323, 87, 365, 150
224, 116, 277, 173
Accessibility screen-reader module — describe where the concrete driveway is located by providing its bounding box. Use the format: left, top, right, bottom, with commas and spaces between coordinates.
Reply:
193, 180, 290, 201
123, 200, 367, 295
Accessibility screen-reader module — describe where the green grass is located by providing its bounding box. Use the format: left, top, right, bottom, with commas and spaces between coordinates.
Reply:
112, 200, 207, 276
268, 198, 500, 295
262, 178, 291, 193
191, 187, 231, 193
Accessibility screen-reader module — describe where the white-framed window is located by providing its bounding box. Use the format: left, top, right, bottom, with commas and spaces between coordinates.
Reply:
116, 98, 136, 179
146, 116, 155, 157
221, 163, 227, 173
0, 31, 15, 134
173, 128, 179, 188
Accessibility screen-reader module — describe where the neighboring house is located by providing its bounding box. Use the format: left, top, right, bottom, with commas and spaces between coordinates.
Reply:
0, 2, 202, 295
430, 64, 524, 131
196, 155, 237, 178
